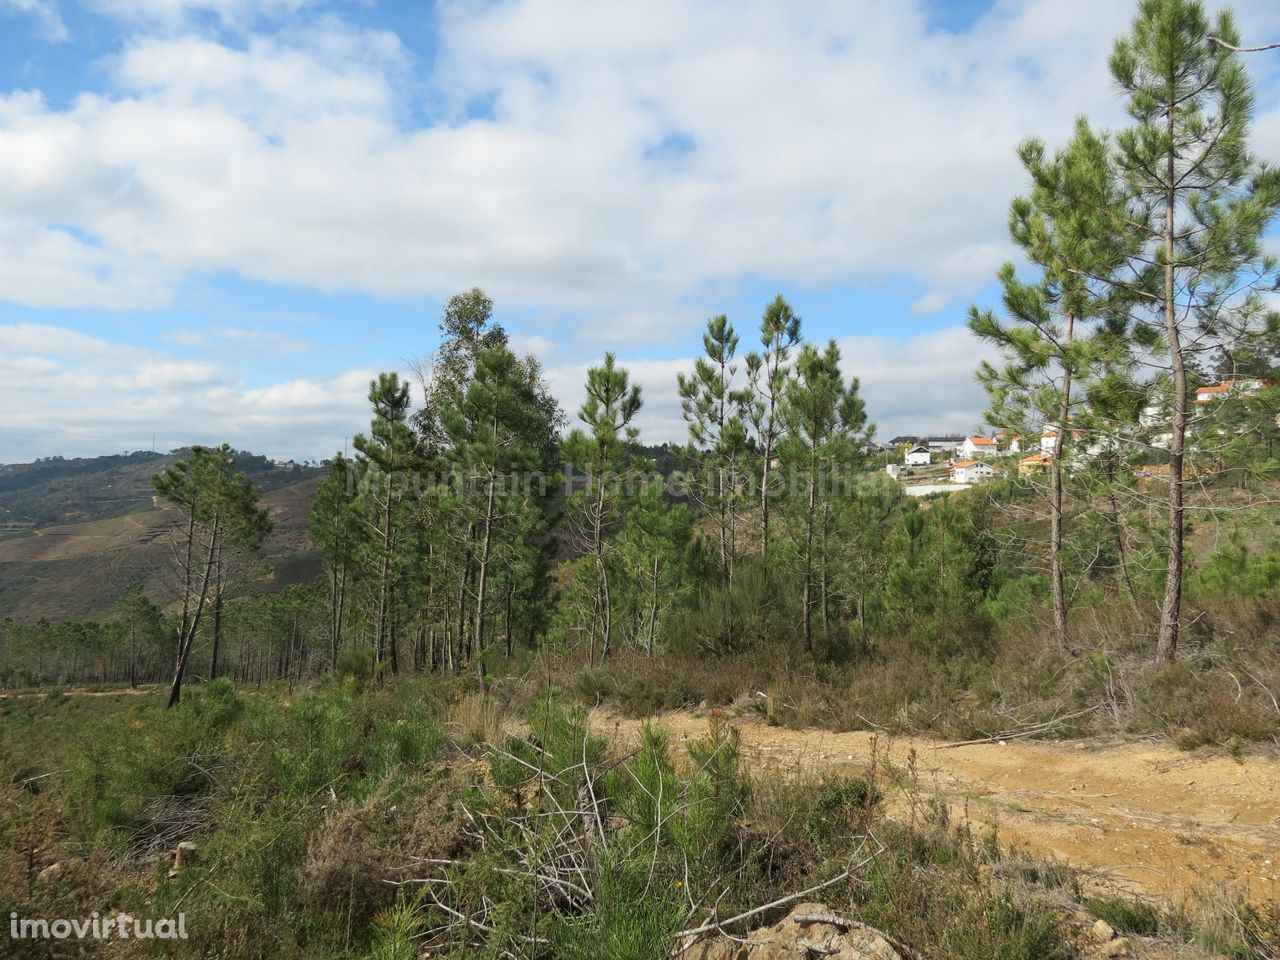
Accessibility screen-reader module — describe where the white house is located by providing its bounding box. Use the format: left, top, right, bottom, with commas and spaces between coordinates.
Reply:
926, 435, 964, 453
994, 429, 1022, 454
951, 460, 994, 484
1196, 378, 1274, 404
904, 444, 931, 467
959, 436, 998, 458
885, 463, 901, 480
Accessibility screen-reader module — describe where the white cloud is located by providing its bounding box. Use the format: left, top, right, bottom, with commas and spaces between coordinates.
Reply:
836, 326, 1000, 439
1, 1, 1277, 323
542, 325, 998, 449
160, 326, 313, 353
86, 0, 311, 29
1, 0, 67, 41
909, 292, 949, 316
0, 323, 374, 460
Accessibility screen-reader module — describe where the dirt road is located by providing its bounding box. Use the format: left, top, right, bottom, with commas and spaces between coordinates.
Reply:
595, 709, 1280, 903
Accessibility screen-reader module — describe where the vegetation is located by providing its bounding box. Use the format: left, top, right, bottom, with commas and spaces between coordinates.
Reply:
2, 3, 1280, 958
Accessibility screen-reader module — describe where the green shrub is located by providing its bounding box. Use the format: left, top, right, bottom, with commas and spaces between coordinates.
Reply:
1084, 895, 1161, 936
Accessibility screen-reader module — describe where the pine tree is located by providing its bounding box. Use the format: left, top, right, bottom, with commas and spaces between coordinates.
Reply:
969, 120, 1132, 648
677, 315, 749, 580
562, 353, 643, 664
310, 453, 363, 670
442, 344, 562, 671
779, 340, 870, 652
744, 296, 802, 556
614, 479, 695, 654
353, 373, 417, 677
1109, 0, 1280, 664
152, 444, 271, 708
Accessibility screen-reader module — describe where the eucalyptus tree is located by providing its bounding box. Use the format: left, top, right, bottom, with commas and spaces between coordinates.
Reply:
969, 120, 1133, 648
744, 296, 802, 555
778, 340, 870, 652
677, 315, 750, 579
1107, 0, 1280, 664
152, 444, 271, 708
562, 353, 644, 664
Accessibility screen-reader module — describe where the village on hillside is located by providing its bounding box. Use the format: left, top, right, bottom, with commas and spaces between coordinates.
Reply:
880, 376, 1278, 495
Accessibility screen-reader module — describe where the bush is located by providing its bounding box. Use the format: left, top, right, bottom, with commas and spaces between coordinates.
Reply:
1084, 895, 1161, 936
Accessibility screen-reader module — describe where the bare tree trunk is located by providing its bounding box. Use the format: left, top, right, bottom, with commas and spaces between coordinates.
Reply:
505, 584, 514, 659
209, 542, 225, 680
801, 467, 816, 653
168, 517, 219, 709
646, 554, 659, 655
1156, 127, 1184, 668
1049, 314, 1074, 649
473, 473, 496, 661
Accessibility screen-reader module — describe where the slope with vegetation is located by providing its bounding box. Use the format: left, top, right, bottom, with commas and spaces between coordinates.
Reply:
2, 2, 1280, 958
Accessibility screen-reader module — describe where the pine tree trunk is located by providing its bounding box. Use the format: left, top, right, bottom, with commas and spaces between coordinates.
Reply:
1049, 314, 1074, 649
1156, 121, 1184, 668
168, 517, 219, 709
473, 473, 496, 661
802, 464, 816, 653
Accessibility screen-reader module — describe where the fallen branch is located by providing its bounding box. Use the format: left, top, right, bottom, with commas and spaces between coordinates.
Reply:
675, 840, 880, 947
940, 705, 1099, 749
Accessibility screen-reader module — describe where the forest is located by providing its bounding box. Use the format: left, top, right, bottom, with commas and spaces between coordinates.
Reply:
4, 2, 1280, 959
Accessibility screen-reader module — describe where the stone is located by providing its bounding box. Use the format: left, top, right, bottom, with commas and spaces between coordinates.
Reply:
35, 862, 64, 885
678, 903, 906, 960
1090, 918, 1116, 942
168, 840, 199, 879
1101, 936, 1131, 957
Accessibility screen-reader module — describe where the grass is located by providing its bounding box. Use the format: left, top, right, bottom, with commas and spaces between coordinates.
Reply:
3, 674, 1191, 960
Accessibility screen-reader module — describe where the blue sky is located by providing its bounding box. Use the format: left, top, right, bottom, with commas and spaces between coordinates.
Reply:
1, 0, 1279, 461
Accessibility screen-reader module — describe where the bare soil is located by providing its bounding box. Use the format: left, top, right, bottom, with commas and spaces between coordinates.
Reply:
596, 708, 1280, 904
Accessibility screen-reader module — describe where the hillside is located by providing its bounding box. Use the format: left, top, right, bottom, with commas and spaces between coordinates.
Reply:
0, 452, 324, 621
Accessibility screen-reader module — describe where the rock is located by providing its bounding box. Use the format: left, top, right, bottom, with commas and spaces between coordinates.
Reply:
36, 862, 64, 885
678, 903, 907, 960
1101, 936, 1131, 957
168, 841, 199, 879
1090, 918, 1116, 942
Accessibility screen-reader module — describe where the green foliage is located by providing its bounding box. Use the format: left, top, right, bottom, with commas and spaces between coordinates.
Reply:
1189, 533, 1280, 600
551, 857, 684, 960
1083, 895, 1162, 936
336, 643, 379, 690
665, 554, 801, 655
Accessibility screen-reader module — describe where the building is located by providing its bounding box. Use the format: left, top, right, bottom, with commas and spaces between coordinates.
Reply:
995, 428, 1023, 453
925, 435, 964, 453
1018, 452, 1052, 477
959, 436, 998, 458
904, 444, 932, 467
1196, 378, 1275, 404
951, 460, 994, 484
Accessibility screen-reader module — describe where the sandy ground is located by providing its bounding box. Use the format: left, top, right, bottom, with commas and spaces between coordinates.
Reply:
595, 708, 1280, 904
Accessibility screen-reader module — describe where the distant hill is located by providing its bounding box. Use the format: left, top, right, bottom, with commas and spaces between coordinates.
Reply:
0, 450, 324, 621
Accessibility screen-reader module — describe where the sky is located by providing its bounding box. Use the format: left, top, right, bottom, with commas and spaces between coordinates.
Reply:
2, 0, 1280, 462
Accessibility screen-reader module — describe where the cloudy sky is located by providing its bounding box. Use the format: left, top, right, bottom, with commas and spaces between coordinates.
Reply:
2, 0, 1280, 461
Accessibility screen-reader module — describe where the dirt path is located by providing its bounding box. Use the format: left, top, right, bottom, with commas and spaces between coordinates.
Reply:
595, 709, 1280, 903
